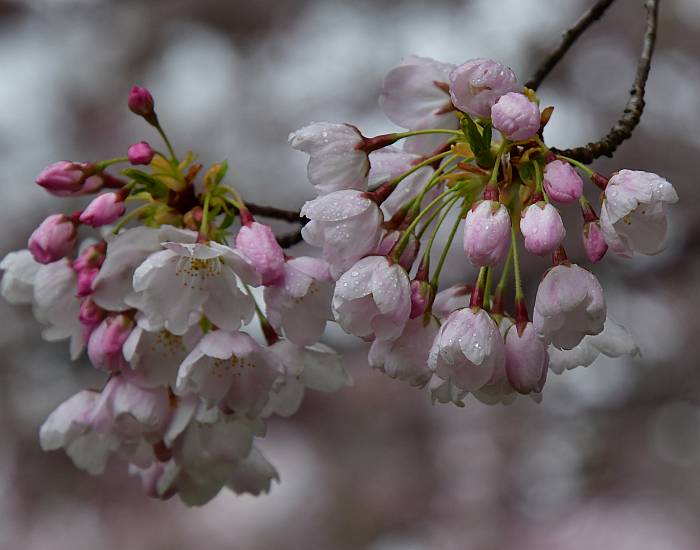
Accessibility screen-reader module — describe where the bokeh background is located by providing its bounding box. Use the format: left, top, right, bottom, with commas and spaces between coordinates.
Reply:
1, 0, 699, 548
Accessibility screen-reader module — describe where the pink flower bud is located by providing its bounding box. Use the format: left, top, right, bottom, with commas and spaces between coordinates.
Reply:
505, 322, 548, 394
235, 221, 285, 285
543, 160, 583, 203
128, 86, 155, 118
519, 203, 566, 256
87, 314, 134, 372
491, 92, 540, 141
449, 58, 520, 118
36, 161, 103, 197
409, 280, 431, 319
73, 242, 106, 272
79, 193, 126, 227
76, 266, 99, 297
127, 141, 155, 165
79, 297, 106, 340
463, 200, 511, 267
583, 220, 608, 263
376, 230, 419, 271
28, 214, 77, 264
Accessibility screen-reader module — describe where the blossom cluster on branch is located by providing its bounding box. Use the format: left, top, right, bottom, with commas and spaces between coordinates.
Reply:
0, 53, 677, 504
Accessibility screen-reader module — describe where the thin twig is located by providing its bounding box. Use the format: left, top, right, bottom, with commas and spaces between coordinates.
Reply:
553, 0, 660, 164
276, 229, 304, 248
525, 0, 617, 91
246, 202, 303, 224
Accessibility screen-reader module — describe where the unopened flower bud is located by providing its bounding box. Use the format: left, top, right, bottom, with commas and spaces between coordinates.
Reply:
88, 314, 134, 372
36, 161, 103, 197
28, 214, 77, 264
463, 200, 511, 267
449, 58, 520, 118
79, 297, 106, 340
543, 160, 583, 203
128, 86, 156, 123
583, 220, 608, 263
76, 266, 99, 297
409, 280, 431, 319
235, 221, 285, 285
376, 230, 419, 271
73, 241, 106, 272
505, 322, 548, 394
79, 193, 126, 227
491, 92, 540, 141
127, 141, 154, 165
520, 202, 566, 256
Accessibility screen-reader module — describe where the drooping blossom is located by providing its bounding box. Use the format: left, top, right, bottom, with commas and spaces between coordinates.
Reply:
235, 221, 285, 286
429, 307, 506, 392
369, 316, 438, 387
28, 214, 76, 264
504, 322, 549, 394
300, 189, 383, 279
533, 263, 606, 350
599, 169, 678, 258
332, 255, 411, 341
289, 122, 370, 194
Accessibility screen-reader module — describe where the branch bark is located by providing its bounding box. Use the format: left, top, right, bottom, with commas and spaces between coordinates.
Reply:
552, 0, 660, 164
525, 0, 617, 91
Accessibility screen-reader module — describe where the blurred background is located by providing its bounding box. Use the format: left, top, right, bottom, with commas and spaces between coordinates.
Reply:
1, 0, 699, 548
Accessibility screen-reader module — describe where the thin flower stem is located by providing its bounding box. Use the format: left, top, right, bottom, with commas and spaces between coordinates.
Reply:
384, 150, 454, 191
200, 193, 211, 238
422, 195, 461, 261
533, 160, 548, 203
511, 221, 524, 301
111, 204, 150, 234
393, 129, 463, 140
496, 245, 513, 293
488, 141, 509, 186
430, 201, 468, 288
393, 184, 464, 260
95, 156, 129, 171
155, 122, 178, 163
417, 194, 460, 239
483, 267, 493, 311
556, 154, 595, 177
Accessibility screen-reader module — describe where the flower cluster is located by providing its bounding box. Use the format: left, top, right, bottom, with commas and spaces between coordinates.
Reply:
1, 87, 351, 505
291, 56, 677, 406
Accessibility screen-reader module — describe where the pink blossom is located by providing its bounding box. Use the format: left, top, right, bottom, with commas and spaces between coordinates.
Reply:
491, 92, 540, 141
39, 376, 170, 475
409, 280, 430, 319
176, 330, 280, 418
36, 161, 103, 197
130, 240, 259, 335
519, 202, 566, 256
505, 322, 548, 394
463, 200, 511, 267
332, 255, 411, 341
127, 141, 154, 165
368, 316, 437, 387
544, 160, 583, 203
448, 58, 520, 118
80, 193, 126, 227
73, 242, 106, 272
583, 220, 608, 263
28, 214, 77, 264
87, 314, 134, 372
429, 307, 505, 392
379, 55, 458, 154
301, 190, 383, 279
289, 122, 369, 194
263, 256, 334, 347
235, 221, 285, 285
600, 169, 678, 258
533, 263, 606, 350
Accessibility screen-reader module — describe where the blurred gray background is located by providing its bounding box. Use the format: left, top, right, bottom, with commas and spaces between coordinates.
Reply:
1, 0, 699, 548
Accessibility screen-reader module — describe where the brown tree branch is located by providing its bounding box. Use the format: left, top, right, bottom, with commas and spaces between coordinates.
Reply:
246, 202, 303, 224
552, 0, 660, 164
525, 0, 617, 91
